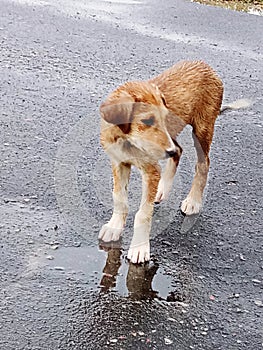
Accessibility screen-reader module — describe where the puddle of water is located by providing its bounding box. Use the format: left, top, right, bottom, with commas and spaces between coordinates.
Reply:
45, 245, 176, 300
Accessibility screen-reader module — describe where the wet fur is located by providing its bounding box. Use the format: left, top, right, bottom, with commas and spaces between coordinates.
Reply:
99, 61, 224, 264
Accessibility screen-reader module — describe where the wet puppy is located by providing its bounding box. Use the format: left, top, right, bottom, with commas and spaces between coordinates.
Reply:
99, 60, 224, 264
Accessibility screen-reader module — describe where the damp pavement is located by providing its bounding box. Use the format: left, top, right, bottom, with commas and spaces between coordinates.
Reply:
0, 0, 263, 349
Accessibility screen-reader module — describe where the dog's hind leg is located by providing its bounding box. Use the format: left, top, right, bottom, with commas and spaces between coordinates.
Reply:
181, 125, 214, 215
99, 162, 131, 242
128, 163, 161, 264
155, 141, 182, 203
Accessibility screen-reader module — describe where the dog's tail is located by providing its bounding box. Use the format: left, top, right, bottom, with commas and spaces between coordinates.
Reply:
220, 98, 252, 114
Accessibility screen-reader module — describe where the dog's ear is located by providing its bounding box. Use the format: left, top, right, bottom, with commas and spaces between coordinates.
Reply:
100, 92, 134, 134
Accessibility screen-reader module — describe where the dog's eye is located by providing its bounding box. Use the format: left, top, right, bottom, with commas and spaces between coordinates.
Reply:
141, 116, 155, 126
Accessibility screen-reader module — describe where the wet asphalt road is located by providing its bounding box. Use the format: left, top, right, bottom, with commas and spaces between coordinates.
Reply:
0, 0, 263, 349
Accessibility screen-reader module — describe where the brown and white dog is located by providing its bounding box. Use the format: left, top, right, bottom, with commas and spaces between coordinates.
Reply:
98, 60, 249, 264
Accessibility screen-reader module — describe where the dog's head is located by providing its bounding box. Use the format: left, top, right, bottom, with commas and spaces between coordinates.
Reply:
100, 81, 179, 160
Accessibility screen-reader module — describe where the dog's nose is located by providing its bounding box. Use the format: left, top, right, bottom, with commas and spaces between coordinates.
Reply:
165, 148, 177, 158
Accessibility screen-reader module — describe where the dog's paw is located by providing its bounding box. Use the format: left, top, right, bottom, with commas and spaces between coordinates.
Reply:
181, 196, 202, 215
155, 178, 172, 203
99, 224, 123, 242
127, 242, 150, 264
99, 214, 126, 242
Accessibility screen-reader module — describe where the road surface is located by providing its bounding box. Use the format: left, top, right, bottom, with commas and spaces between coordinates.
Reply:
0, 0, 262, 349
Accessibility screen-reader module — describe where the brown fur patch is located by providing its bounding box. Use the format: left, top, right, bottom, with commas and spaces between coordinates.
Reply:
142, 164, 161, 203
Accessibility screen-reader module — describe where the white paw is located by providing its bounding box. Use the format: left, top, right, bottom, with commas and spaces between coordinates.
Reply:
99, 214, 125, 242
181, 196, 202, 215
98, 224, 123, 242
155, 178, 172, 203
127, 242, 150, 264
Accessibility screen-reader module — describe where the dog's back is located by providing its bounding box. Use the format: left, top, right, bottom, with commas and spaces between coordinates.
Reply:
151, 61, 224, 131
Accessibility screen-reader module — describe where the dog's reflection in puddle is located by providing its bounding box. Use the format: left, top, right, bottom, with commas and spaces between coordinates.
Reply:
126, 262, 159, 300
100, 247, 122, 293
99, 243, 175, 301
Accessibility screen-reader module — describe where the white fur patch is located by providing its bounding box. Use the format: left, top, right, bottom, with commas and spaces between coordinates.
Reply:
155, 177, 173, 202
127, 207, 152, 263
155, 158, 177, 203
181, 196, 202, 215
127, 242, 150, 264
98, 213, 125, 241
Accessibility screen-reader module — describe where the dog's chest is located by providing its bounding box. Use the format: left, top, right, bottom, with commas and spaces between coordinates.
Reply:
105, 136, 155, 166
104, 138, 135, 163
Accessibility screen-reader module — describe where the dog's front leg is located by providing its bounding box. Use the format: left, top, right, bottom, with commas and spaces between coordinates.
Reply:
128, 163, 161, 264
99, 162, 131, 242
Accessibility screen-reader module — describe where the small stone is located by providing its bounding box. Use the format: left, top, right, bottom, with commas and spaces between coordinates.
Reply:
46, 255, 54, 260
54, 266, 64, 271
239, 253, 246, 261
164, 337, 173, 345
138, 331, 144, 336
254, 300, 263, 307
236, 308, 243, 313
252, 279, 261, 284
109, 339, 118, 343
30, 195, 38, 199
50, 245, 59, 250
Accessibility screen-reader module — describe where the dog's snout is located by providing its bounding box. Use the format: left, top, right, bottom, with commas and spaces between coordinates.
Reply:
165, 148, 177, 158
